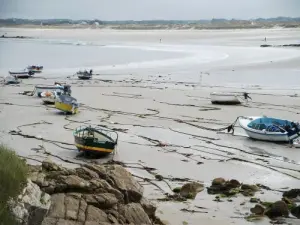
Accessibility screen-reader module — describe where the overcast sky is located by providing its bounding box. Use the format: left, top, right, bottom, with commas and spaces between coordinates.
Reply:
0, 0, 299, 20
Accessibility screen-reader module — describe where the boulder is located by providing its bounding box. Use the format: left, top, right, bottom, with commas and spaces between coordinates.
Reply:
283, 189, 300, 199
250, 204, 265, 215
180, 182, 204, 199
227, 179, 240, 188
86, 205, 109, 223
75, 167, 99, 180
107, 165, 143, 203
10, 179, 51, 225
291, 205, 300, 219
119, 203, 152, 224
212, 177, 226, 186
265, 201, 289, 218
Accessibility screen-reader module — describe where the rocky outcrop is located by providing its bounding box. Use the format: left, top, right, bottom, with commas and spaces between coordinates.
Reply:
10, 179, 51, 225
27, 160, 163, 225
207, 177, 258, 197
264, 201, 289, 218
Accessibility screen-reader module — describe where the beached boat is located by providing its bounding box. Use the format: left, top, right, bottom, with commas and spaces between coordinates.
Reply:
40, 91, 58, 105
77, 69, 92, 80
27, 65, 43, 73
210, 92, 241, 105
4, 76, 20, 85
73, 125, 118, 156
55, 95, 78, 114
239, 116, 300, 142
210, 92, 251, 105
34, 83, 71, 97
9, 69, 34, 79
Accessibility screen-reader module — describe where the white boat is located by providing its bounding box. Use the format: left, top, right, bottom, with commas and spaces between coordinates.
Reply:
239, 116, 300, 142
210, 92, 241, 105
34, 83, 71, 97
27, 65, 43, 73
9, 69, 34, 78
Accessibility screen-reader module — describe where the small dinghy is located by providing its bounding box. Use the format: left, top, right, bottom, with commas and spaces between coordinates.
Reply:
41, 91, 58, 105
9, 69, 34, 79
210, 92, 251, 105
27, 65, 43, 73
55, 94, 78, 114
239, 116, 300, 142
73, 125, 118, 156
77, 69, 93, 80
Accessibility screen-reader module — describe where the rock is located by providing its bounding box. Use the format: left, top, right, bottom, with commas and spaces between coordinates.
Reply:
78, 199, 87, 222
212, 177, 226, 186
41, 217, 58, 225
140, 197, 156, 218
10, 180, 51, 225
42, 160, 62, 171
75, 167, 99, 180
250, 198, 260, 203
250, 204, 265, 215
86, 205, 109, 223
241, 184, 259, 192
85, 164, 107, 179
180, 182, 204, 199
227, 179, 240, 188
107, 165, 143, 203
291, 205, 300, 219
119, 203, 151, 224
65, 194, 81, 220
63, 175, 90, 189
84, 193, 118, 209
172, 187, 181, 193
56, 219, 83, 225
30, 172, 46, 186
84, 222, 111, 225
47, 193, 65, 218
283, 189, 300, 199
265, 201, 289, 218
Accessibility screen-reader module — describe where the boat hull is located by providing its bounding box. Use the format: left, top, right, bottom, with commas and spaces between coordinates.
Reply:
74, 137, 114, 156
78, 75, 92, 80
55, 101, 78, 114
239, 117, 295, 142
210, 92, 241, 105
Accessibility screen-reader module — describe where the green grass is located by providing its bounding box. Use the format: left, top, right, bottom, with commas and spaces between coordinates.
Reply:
0, 144, 28, 225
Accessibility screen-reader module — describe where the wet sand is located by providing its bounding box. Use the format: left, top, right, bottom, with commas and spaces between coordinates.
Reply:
1, 28, 300, 225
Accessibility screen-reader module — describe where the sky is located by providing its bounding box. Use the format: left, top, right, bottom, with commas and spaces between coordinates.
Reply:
0, 0, 300, 20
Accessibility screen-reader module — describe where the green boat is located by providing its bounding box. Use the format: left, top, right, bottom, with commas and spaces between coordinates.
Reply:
73, 125, 118, 156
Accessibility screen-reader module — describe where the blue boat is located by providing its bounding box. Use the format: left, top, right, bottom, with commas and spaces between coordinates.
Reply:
239, 116, 300, 142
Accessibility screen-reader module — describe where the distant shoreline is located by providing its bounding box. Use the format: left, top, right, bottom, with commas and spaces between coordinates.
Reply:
1, 23, 300, 30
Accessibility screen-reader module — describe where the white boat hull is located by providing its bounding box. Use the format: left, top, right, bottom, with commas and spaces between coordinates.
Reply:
35, 86, 64, 97
238, 116, 295, 142
210, 92, 241, 105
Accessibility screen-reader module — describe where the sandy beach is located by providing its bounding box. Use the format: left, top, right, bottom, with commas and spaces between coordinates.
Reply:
1, 27, 300, 225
